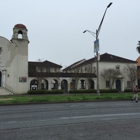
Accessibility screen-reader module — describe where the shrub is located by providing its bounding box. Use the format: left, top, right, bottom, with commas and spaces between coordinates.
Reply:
27, 90, 63, 94
100, 89, 118, 93
69, 89, 96, 94
69, 89, 118, 94
124, 88, 133, 92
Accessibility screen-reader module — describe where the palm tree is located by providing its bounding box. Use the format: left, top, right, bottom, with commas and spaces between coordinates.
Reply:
136, 41, 140, 53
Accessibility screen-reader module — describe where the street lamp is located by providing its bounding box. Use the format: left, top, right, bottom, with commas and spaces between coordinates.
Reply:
83, 2, 112, 95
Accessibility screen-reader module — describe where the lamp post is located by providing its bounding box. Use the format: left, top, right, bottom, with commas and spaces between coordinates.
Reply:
83, 2, 112, 95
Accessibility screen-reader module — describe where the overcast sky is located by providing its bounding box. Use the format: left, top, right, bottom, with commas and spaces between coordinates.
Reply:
0, 0, 140, 68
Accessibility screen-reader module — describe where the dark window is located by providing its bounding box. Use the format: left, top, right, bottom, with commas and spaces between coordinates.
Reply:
106, 81, 110, 88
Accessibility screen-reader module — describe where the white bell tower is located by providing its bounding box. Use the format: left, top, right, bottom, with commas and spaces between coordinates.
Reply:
10, 24, 29, 94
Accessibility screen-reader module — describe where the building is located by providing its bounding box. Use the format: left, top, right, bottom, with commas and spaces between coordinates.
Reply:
63, 53, 137, 91
0, 24, 29, 95
0, 24, 137, 95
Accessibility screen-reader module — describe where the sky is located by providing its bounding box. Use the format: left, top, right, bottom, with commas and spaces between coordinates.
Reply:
0, 0, 140, 68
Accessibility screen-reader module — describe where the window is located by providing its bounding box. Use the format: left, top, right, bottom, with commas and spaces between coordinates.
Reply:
106, 81, 110, 88
116, 66, 120, 70
43, 68, 46, 72
116, 65, 120, 70
36, 67, 40, 72
127, 81, 131, 88
46, 68, 50, 72
85, 68, 87, 73
93, 66, 96, 73
0, 47, 2, 55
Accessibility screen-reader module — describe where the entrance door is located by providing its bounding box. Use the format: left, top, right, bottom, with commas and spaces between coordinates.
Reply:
0, 72, 2, 87
90, 80, 94, 89
116, 79, 121, 91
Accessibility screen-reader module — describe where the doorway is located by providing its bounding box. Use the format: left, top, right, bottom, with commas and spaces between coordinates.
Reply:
116, 79, 121, 91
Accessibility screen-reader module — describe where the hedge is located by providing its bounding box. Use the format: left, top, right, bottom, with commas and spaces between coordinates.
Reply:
69, 89, 118, 93
27, 90, 63, 94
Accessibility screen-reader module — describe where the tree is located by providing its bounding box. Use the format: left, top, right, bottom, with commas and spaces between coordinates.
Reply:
29, 59, 45, 90
100, 68, 122, 89
85, 64, 96, 89
123, 64, 137, 89
35, 59, 44, 90
71, 68, 80, 89
136, 41, 140, 54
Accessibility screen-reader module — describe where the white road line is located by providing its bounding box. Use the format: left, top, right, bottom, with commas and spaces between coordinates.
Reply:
60, 113, 140, 120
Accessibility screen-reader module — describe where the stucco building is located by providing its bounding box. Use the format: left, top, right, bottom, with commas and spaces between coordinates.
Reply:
0, 24, 138, 95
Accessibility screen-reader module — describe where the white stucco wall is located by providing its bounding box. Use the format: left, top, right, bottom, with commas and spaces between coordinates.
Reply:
0, 26, 29, 94
98, 61, 137, 91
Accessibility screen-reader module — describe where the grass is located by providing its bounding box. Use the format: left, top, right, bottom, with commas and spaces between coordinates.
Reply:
0, 93, 136, 105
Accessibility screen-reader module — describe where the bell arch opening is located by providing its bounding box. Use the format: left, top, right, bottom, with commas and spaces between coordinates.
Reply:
17, 30, 23, 39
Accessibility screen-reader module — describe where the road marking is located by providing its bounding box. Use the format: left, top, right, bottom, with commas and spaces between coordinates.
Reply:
60, 113, 140, 120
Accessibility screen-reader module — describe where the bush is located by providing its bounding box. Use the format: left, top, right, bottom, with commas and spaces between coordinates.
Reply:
69, 89, 118, 94
124, 88, 133, 92
27, 90, 63, 94
100, 89, 118, 93
69, 89, 96, 94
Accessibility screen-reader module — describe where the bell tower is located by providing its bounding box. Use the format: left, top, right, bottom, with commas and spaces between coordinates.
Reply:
11, 24, 29, 41
10, 24, 29, 94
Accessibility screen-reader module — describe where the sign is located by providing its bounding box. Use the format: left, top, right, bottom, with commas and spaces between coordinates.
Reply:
94, 39, 99, 53
19, 77, 27, 82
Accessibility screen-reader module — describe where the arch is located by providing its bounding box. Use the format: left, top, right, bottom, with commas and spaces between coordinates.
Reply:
42, 79, 48, 90
116, 79, 121, 91
0, 72, 2, 87
138, 79, 140, 89
30, 79, 38, 90
18, 30, 23, 39
61, 79, 68, 93
80, 79, 86, 89
90, 80, 94, 89
70, 79, 76, 89
51, 79, 58, 90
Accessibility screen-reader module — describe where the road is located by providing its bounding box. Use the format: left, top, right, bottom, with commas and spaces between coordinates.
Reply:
0, 101, 140, 140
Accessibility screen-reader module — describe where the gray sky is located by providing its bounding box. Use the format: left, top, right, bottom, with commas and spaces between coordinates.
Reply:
1, 0, 140, 68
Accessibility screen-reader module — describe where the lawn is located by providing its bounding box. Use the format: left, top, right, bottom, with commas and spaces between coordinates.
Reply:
0, 93, 136, 105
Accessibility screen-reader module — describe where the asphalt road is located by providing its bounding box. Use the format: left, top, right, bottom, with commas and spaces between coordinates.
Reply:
0, 101, 140, 140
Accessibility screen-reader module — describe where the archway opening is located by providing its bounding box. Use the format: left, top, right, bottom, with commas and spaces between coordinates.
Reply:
70, 79, 76, 89
51, 79, 58, 90
90, 80, 94, 89
80, 79, 86, 89
30, 79, 38, 90
18, 30, 23, 39
42, 79, 48, 90
61, 80, 68, 93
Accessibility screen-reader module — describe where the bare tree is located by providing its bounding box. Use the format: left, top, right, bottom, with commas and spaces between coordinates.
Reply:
35, 59, 44, 90
136, 41, 140, 54
29, 59, 45, 90
85, 64, 96, 89
100, 68, 122, 89
71, 68, 80, 89
123, 64, 137, 89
